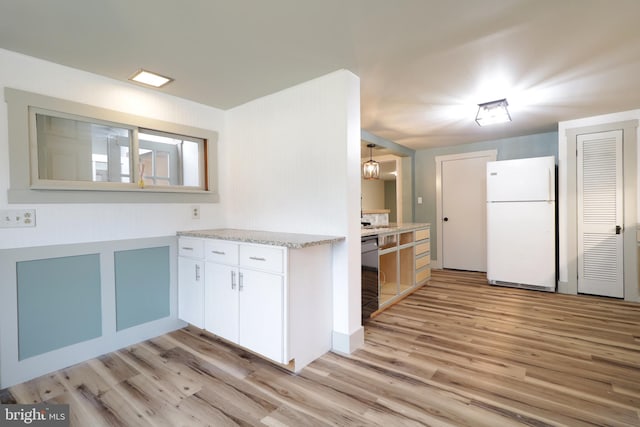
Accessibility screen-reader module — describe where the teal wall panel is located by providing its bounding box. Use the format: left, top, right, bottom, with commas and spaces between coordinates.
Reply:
16, 254, 102, 360
114, 246, 170, 331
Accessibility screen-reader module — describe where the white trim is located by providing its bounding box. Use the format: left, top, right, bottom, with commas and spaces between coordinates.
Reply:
331, 326, 364, 355
434, 150, 497, 269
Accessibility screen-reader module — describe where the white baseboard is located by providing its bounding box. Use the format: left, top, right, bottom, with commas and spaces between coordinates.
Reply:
331, 326, 364, 355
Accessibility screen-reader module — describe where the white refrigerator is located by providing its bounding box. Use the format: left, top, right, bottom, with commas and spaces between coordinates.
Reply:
486, 156, 556, 291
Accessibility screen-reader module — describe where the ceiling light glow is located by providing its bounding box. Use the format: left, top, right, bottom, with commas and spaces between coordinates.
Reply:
129, 69, 173, 88
475, 98, 511, 126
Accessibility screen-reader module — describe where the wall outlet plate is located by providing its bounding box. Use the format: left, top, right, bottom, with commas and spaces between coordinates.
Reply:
191, 205, 200, 219
0, 209, 36, 228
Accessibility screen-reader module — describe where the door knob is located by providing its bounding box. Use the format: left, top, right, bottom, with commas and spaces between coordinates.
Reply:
616, 225, 622, 234
443, 217, 449, 222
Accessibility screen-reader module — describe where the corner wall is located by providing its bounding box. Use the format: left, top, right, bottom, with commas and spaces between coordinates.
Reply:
224, 70, 363, 353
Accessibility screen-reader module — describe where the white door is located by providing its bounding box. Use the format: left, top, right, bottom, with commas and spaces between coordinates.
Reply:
238, 269, 284, 363
204, 263, 239, 342
177, 257, 204, 328
577, 130, 624, 298
441, 155, 489, 271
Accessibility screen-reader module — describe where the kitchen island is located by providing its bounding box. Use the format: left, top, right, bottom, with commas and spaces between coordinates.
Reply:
177, 228, 344, 372
361, 223, 431, 320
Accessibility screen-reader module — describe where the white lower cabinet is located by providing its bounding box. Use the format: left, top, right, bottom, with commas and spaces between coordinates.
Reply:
178, 239, 205, 328
204, 263, 239, 342
205, 263, 284, 363
180, 236, 332, 371
237, 269, 284, 363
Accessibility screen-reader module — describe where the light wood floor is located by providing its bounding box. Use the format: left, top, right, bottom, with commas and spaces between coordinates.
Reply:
2, 269, 640, 426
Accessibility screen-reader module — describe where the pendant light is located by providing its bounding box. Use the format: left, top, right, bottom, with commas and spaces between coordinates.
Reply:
362, 143, 380, 180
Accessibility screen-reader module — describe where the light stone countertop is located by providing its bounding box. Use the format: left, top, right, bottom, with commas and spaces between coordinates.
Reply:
361, 222, 430, 237
177, 228, 345, 249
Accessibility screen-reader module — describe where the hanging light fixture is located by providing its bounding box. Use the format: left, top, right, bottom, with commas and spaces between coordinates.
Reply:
362, 143, 380, 180
475, 98, 511, 126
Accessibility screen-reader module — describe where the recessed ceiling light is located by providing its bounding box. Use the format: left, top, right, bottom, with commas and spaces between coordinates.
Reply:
129, 69, 173, 88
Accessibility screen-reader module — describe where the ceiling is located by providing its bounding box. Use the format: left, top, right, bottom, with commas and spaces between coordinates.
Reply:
2, 0, 640, 150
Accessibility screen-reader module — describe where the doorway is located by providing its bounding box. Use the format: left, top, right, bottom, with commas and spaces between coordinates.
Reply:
577, 130, 624, 298
564, 120, 639, 302
435, 150, 497, 271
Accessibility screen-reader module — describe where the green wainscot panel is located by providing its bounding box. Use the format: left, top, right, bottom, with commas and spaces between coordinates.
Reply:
17, 254, 102, 360
115, 246, 170, 331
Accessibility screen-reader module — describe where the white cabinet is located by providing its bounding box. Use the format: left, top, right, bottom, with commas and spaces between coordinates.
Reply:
204, 242, 286, 362
204, 262, 238, 342
178, 238, 205, 328
179, 235, 332, 372
237, 269, 284, 363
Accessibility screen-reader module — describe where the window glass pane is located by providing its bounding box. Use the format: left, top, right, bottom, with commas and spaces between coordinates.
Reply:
35, 113, 132, 183
139, 130, 205, 189
155, 151, 170, 179
120, 146, 130, 178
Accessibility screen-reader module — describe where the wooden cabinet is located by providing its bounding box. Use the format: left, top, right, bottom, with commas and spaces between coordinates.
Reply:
415, 226, 431, 284
178, 235, 333, 372
377, 225, 431, 310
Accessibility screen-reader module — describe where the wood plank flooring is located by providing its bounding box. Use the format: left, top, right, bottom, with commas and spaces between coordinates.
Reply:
2, 269, 640, 426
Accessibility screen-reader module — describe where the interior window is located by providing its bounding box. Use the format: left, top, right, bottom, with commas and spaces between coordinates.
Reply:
5, 87, 219, 204
138, 130, 204, 188
36, 114, 132, 184
32, 111, 206, 191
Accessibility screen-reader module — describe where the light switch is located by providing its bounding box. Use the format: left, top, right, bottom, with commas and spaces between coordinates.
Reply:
417, 197, 423, 204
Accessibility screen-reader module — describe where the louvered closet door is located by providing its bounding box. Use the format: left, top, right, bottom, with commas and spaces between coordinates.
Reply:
577, 130, 623, 298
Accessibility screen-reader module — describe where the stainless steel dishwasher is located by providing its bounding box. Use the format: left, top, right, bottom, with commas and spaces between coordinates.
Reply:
361, 235, 379, 322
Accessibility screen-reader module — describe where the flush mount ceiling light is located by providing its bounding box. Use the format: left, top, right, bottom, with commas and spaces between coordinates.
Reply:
129, 69, 173, 88
475, 98, 511, 126
362, 143, 380, 180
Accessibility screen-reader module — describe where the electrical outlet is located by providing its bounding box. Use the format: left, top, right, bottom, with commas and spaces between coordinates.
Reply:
191, 205, 200, 219
0, 209, 36, 228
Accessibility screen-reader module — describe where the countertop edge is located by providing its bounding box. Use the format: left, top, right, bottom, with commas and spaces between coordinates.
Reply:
177, 229, 346, 249
361, 223, 430, 237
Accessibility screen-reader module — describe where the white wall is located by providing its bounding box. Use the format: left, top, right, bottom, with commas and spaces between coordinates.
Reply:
0, 49, 227, 249
225, 70, 363, 352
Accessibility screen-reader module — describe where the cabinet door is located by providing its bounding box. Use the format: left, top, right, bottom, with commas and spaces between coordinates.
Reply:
178, 257, 204, 328
204, 263, 239, 342
238, 269, 284, 363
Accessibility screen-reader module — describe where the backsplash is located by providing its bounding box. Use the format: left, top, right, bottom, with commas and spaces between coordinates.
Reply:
361, 212, 389, 227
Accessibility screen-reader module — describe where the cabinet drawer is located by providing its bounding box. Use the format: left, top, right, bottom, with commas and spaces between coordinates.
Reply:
205, 240, 238, 264
179, 237, 204, 258
415, 228, 430, 241
416, 268, 431, 284
415, 242, 430, 256
416, 254, 430, 270
240, 245, 284, 273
